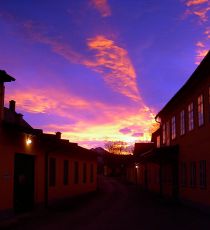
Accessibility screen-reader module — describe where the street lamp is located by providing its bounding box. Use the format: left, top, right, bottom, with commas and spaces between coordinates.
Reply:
135, 163, 139, 185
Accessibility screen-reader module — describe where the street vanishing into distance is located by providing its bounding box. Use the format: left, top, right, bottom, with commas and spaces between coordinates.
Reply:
2, 176, 210, 230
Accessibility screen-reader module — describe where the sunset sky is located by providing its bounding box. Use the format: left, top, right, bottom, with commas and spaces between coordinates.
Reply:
1, 0, 210, 148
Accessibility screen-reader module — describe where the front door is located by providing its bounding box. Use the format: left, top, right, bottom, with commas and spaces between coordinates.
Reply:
14, 154, 35, 212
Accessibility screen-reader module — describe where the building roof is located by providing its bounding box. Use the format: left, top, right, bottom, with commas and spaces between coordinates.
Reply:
133, 142, 154, 156
0, 70, 15, 82
156, 50, 210, 119
3, 107, 32, 129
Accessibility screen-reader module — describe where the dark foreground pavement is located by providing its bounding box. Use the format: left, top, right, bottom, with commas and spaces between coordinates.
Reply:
2, 176, 210, 230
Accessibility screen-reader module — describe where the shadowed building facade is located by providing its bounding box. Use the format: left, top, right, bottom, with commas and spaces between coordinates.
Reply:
127, 51, 210, 209
0, 70, 97, 215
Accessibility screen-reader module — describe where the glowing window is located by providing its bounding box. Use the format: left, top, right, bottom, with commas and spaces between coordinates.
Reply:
166, 121, 170, 146
180, 110, 185, 135
188, 102, 194, 131
171, 116, 176, 140
162, 124, 166, 144
156, 136, 160, 148
198, 94, 204, 126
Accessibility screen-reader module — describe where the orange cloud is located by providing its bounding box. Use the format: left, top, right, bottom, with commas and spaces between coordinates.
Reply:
184, 1, 210, 64
193, 7, 210, 22
5, 87, 89, 116
6, 86, 156, 148
86, 35, 140, 101
2, 13, 157, 147
185, 0, 210, 22
204, 27, 210, 38
186, 0, 208, 7
90, 0, 111, 17
195, 47, 208, 64
8, 19, 141, 102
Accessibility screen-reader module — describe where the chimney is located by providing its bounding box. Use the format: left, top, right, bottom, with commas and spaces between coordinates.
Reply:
9, 100, 16, 112
0, 70, 15, 122
56, 132, 62, 139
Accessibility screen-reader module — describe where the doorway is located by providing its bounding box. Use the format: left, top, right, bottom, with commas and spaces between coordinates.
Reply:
14, 154, 35, 212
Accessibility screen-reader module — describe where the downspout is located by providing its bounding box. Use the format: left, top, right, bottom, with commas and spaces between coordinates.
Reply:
155, 115, 162, 196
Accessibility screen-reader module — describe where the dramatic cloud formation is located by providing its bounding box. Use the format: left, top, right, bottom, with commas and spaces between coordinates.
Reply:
185, 0, 210, 22
195, 41, 208, 64
5, 86, 156, 148
86, 36, 140, 101
0, 13, 156, 147
90, 0, 111, 17
184, 0, 210, 64
20, 21, 141, 102
186, 0, 208, 6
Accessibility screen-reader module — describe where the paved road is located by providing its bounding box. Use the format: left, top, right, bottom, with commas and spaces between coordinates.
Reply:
3, 176, 210, 230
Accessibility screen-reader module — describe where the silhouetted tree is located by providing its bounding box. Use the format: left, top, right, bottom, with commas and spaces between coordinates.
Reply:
104, 141, 134, 155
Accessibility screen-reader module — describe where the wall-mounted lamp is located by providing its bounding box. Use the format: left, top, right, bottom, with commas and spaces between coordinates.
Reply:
26, 136, 32, 145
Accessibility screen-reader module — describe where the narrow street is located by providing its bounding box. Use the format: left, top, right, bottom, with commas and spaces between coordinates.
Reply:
3, 176, 210, 230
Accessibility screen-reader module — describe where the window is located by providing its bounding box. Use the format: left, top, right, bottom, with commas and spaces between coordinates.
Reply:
198, 94, 204, 126
74, 161, 79, 184
188, 102, 194, 131
83, 163, 87, 183
166, 121, 170, 146
90, 163, 94, 183
49, 158, 56, 187
171, 116, 176, 140
156, 136, 160, 148
199, 160, 206, 188
63, 160, 69, 185
181, 162, 187, 187
180, 110, 185, 135
209, 87, 210, 104
162, 124, 166, 144
190, 162, 196, 188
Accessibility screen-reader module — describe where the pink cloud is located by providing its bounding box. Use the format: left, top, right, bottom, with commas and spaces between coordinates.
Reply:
90, 0, 111, 17
186, 0, 208, 7
183, 1, 210, 64
1, 12, 157, 147
132, 132, 143, 137
184, 0, 210, 22
5, 85, 157, 147
86, 35, 140, 101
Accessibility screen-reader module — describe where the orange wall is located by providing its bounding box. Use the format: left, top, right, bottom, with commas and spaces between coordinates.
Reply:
0, 129, 97, 212
159, 73, 210, 206
47, 154, 97, 201
0, 130, 44, 210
